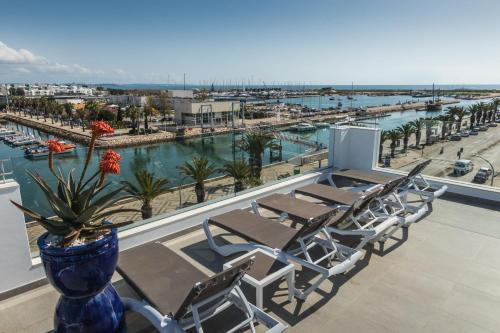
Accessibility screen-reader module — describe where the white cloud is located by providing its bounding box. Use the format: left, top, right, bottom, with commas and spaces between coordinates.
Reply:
0, 41, 41, 64
0, 40, 106, 79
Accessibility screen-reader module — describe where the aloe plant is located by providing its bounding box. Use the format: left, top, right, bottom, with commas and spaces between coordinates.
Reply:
11, 121, 138, 246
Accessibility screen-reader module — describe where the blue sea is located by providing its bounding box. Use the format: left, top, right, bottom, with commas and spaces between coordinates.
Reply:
98, 83, 500, 91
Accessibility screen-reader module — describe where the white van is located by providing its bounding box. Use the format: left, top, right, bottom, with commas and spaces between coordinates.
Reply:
453, 159, 473, 176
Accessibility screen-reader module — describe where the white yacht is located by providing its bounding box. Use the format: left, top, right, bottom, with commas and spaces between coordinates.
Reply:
290, 122, 317, 132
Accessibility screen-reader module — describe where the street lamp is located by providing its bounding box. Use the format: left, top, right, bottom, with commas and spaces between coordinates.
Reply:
474, 154, 496, 187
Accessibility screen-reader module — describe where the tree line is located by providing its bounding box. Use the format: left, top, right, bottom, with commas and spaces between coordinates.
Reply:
379, 100, 499, 161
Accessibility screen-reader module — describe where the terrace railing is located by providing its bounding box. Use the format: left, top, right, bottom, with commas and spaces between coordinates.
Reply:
0, 159, 14, 183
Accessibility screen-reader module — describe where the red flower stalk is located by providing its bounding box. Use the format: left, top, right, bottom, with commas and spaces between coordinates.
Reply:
97, 155, 121, 187
77, 120, 115, 192
100, 159, 121, 175
46, 139, 66, 176
46, 139, 65, 153
90, 120, 114, 138
102, 149, 122, 162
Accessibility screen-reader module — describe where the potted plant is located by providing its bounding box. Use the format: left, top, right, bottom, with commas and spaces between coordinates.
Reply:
121, 170, 170, 219
11, 120, 138, 333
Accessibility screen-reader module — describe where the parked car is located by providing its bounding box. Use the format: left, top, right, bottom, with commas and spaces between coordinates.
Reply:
454, 159, 473, 176
450, 134, 462, 141
460, 130, 470, 137
488, 122, 497, 127
479, 125, 488, 131
470, 128, 479, 135
473, 167, 492, 184
496, 118, 500, 123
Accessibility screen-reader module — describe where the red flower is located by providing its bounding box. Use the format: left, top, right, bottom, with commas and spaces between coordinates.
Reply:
46, 139, 65, 153
90, 121, 114, 137
99, 159, 120, 175
102, 149, 122, 162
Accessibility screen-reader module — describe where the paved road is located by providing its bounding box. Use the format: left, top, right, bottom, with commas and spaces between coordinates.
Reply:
397, 125, 500, 187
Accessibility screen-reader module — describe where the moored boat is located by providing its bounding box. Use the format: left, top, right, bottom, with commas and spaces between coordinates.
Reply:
25, 141, 77, 159
290, 122, 317, 132
12, 136, 38, 146
315, 122, 331, 128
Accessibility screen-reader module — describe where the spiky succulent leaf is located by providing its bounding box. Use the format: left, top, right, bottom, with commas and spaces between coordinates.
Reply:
28, 172, 77, 221
10, 200, 71, 236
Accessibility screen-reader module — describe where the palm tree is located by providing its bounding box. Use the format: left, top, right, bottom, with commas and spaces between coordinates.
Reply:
492, 99, 499, 123
121, 170, 170, 219
239, 130, 274, 179
435, 114, 452, 140
159, 91, 171, 126
447, 106, 466, 131
468, 104, 478, 129
379, 130, 389, 163
223, 159, 251, 192
178, 156, 217, 203
424, 117, 438, 145
397, 123, 414, 153
126, 105, 140, 134
63, 103, 73, 128
143, 96, 157, 131
388, 129, 402, 158
75, 108, 87, 132
477, 102, 488, 124
409, 118, 425, 147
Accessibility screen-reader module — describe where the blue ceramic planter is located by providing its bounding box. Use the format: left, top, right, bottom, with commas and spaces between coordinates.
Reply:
38, 229, 125, 333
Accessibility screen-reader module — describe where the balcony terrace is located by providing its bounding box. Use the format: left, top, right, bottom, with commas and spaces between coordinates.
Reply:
0, 125, 499, 333
1, 194, 499, 332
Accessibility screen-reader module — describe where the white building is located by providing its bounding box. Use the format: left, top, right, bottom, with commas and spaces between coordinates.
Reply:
107, 95, 148, 107
167, 90, 194, 99
173, 99, 241, 125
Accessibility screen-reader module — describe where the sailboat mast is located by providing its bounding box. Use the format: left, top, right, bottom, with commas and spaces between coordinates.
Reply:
351, 81, 354, 109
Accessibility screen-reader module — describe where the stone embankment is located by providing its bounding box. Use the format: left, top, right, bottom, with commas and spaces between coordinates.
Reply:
1, 111, 347, 148
365, 99, 459, 114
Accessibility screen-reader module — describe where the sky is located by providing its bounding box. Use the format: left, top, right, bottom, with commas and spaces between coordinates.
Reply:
1, 0, 500, 85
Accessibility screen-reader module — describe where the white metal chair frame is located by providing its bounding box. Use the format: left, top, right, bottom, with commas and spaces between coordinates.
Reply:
122, 281, 286, 333
327, 176, 430, 226
203, 218, 363, 300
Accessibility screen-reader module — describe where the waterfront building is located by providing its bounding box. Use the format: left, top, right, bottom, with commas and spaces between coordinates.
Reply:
107, 90, 194, 108
173, 99, 241, 125
167, 89, 194, 99
107, 94, 149, 107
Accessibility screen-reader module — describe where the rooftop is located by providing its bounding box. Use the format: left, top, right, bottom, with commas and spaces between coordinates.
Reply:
1, 195, 499, 333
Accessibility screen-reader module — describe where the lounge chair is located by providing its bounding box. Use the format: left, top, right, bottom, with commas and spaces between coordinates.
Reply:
292, 176, 428, 225
252, 190, 400, 250
203, 209, 363, 299
117, 243, 287, 333
330, 159, 447, 203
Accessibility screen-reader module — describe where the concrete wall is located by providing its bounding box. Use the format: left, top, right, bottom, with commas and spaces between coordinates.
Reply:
0, 181, 44, 294
329, 125, 380, 171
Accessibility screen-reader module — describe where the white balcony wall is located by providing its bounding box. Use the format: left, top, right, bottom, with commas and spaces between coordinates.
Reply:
0, 181, 44, 294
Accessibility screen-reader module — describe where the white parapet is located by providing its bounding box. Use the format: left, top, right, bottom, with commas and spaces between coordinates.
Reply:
0, 180, 45, 294
329, 125, 380, 171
